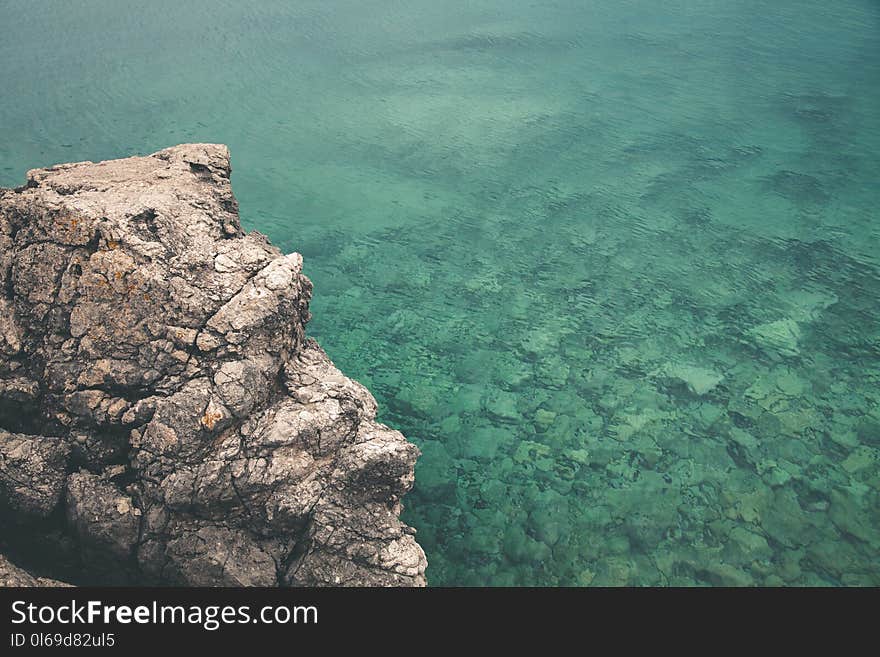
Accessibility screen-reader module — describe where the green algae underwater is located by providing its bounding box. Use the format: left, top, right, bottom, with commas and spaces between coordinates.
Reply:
1, 0, 879, 586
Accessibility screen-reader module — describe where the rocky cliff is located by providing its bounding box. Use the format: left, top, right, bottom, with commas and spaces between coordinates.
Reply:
0, 144, 426, 586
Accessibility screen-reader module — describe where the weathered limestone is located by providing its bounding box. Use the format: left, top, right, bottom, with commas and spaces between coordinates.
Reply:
0, 144, 426, 586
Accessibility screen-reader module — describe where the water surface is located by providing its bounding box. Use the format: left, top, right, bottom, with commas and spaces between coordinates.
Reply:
1, 0, 879, 585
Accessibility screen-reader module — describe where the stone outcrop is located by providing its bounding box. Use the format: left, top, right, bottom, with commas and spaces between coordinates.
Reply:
0, 144, 426, 586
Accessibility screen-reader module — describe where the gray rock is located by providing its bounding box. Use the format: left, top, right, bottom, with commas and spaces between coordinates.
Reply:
0, 144, 425, 586
66, 471, 141, 582
0, 430, 70, 517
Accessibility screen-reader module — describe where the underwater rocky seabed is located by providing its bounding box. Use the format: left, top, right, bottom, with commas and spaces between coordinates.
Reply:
1, 1, 879, 585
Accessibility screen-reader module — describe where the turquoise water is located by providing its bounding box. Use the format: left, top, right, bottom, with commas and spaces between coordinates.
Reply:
2, 1, 879, 585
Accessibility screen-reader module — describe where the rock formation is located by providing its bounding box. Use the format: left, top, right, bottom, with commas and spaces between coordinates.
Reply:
0, 144, 426, 586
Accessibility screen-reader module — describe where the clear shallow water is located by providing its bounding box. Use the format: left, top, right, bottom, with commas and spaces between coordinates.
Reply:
2, 1, 879, 585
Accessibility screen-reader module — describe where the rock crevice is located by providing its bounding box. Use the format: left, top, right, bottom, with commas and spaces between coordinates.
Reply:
0, 144, 426, 586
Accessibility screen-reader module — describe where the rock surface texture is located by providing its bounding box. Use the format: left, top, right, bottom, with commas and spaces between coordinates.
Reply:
0, 144, 426, 586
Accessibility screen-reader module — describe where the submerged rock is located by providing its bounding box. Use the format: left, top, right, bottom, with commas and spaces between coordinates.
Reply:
747, 318, 802, 358
0, 144, 426, 586
658, 362, 724, 396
